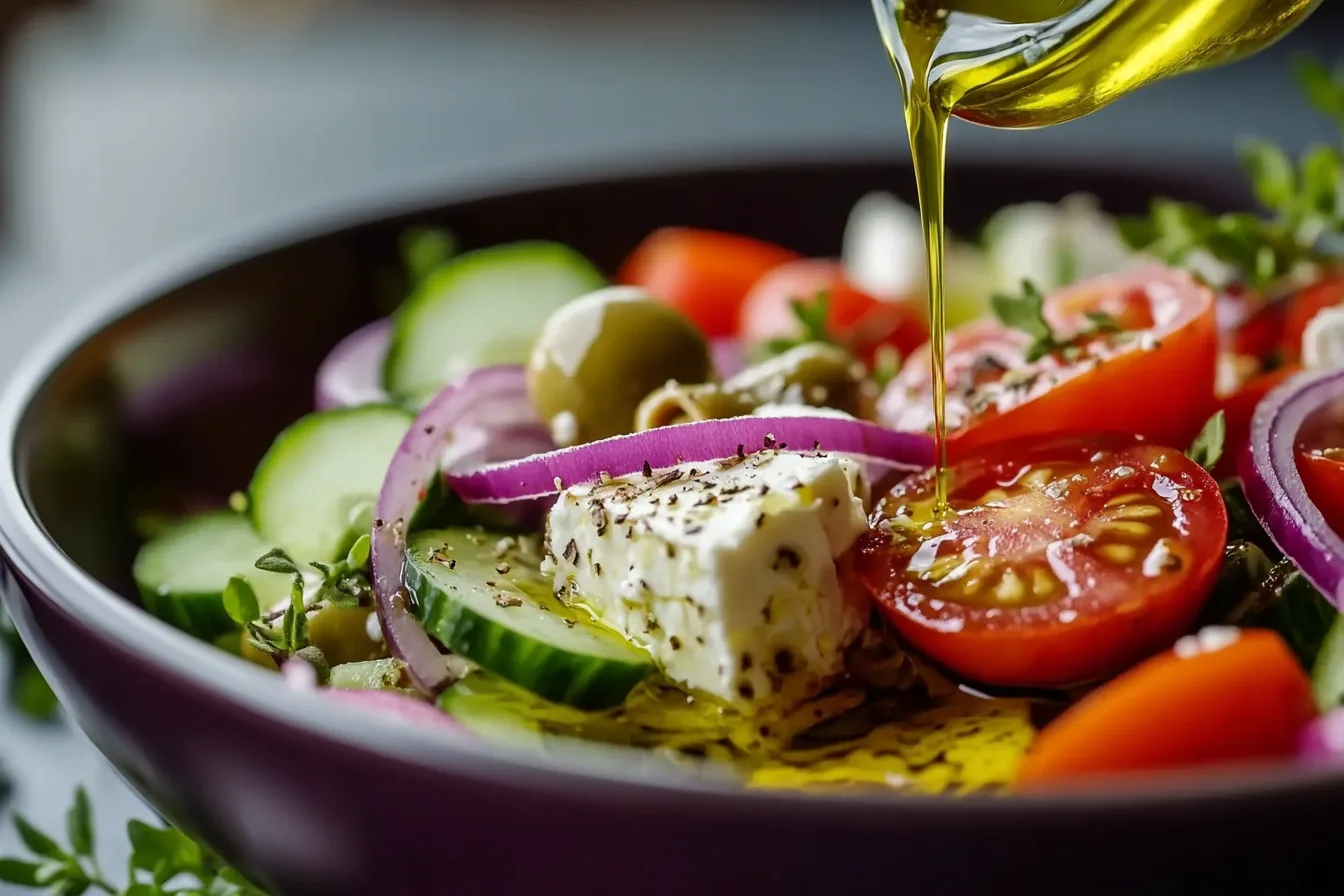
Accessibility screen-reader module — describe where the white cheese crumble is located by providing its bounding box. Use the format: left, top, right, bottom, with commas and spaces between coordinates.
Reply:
1302, 304, 1344, 370
547, 449, 870, 709
1173, 626, 1241, 660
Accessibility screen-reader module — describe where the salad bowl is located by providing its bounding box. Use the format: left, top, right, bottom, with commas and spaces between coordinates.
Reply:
0, 158, 1339, 895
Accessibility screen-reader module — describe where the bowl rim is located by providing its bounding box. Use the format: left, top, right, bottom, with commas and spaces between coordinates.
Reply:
2, 155, 1342, 819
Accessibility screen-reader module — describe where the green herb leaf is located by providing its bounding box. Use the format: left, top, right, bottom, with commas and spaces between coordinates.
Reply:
1, 606, 59, 721
222, 577, 261, 627
65, 787, 94, 858
34, 859, 70, 885
254, 549, 301, 578
128, 821, 202, 879
1293, 55, 1344, 131
12, 815, 67, 861
762, 291, 836, 358
345, 534, 371, 570
990, 280, 1052, 345
0, 858, 43, 885
1187, 411, 1226, 472
401, 227, 458, 283
1259, 562, 1338, 670
48, 878, 89, 896
1240, 139, 1298, 214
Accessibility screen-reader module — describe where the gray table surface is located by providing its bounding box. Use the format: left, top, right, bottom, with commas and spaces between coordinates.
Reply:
0, 0, 1339, 889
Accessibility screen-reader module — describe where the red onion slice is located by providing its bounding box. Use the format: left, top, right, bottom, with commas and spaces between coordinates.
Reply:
315, 319, 393, 410
325, 688, 461, 730
371, 365, 549, 694
1241, 368, 1344, 610
1298, 707, 1344, 764
710, 338, 748, 379
447, 415, 934, 505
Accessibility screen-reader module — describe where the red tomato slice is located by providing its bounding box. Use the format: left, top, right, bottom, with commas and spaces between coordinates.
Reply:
849, 434, 1228, 688
737, 258, 929, 364
1281, 273, 1344, 364
881, 267, 1218, 461
1016, 628, 1317, 789
617, 228, 801, 339
1215, 364, 1299, 478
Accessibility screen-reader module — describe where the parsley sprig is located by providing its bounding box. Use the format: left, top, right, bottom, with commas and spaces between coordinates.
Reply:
990, 280, 1122, 362
1, 787, 268, 895
1120, 55, 1344, 289
1186, 410, 1227, 473
763, 291, 837, 356
223, 536, 371, 673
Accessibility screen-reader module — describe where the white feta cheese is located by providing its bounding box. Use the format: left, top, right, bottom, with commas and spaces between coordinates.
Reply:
547, 450, 870, 709
1302, 304, 1344, 370
983, 193, 1140, 294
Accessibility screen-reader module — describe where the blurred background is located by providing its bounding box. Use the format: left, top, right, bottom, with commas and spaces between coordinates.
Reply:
0, 0, 1342, 880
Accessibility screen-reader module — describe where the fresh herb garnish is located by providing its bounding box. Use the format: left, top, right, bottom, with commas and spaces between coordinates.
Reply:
764, 291, 836, 356
0, 607, 57, 722
400, 227, 458, 283
229, 536, 373, 663
990, 279, 1122, 362
1120, 55, 1344, 289
1186, 410, 1226, 473
0, 786, 269, 895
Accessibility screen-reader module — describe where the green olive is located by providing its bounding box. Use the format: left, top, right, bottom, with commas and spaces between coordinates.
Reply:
634, 383, 755, 431
528, 286, 714, 444
306, 605, 387, 667
724, 343, 875, 418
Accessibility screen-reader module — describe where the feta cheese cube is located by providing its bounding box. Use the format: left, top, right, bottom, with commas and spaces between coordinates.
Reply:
1303, 304, 1344, 370
546, 449, 870, 709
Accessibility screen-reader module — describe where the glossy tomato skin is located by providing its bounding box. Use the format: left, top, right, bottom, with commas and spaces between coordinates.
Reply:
737, 258, 928, 364
1281, 273, 1344, 364
1298, 451, 1344, 536
851, 435, 1228, 688
1016, 629, 1317, 789
880, 267, 1219, 462
1215, 365, 1299, 478
617, 227, 800, 339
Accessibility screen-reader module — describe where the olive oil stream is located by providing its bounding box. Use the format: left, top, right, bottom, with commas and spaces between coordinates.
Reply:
873, 0, 1322, 509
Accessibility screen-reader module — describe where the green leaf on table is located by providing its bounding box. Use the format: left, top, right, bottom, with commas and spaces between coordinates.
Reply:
12, 815, 67, 861
65, 787, 94, 858
1187, 411, 1226, 472
128, 820, 203, 880
0, 858, 43, 886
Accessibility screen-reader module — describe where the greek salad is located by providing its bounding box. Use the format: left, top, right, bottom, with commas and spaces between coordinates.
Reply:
132, 63, 1344, 793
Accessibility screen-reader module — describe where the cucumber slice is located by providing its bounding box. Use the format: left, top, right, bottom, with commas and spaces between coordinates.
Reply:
405, 528, 652, 710
133, 511, 294, 641
382, 242, 605, 398
249, 405, 413, 562
1312, 613, 1344, 712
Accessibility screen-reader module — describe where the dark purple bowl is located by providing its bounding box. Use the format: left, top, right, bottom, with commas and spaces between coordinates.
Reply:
1, 158, 1340, 895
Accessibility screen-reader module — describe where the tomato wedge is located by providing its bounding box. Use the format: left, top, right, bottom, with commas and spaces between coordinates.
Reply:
1215, 364, 1299, 477
737, 258, 929, 364
1281, 272, 1344, 364
880, 267, 1218, 461
850, 435, 1228, 688
1016, 628, 1317, 788
617, 228, 800, 339
1298, 450, 1344, 536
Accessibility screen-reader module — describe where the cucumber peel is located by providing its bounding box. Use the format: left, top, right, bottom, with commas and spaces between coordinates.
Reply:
406, 528, 652, 710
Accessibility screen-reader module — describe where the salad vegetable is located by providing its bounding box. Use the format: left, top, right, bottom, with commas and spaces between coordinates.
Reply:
123, 57, 1344, 792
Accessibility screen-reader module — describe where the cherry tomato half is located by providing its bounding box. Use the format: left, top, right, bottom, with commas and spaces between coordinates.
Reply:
1294, 401, 1344, 535
850, 434, 1228, 688
737, 258, 929, 364
880, 267, 1218, 461
617, 228, 800, 339
1016, 628, 1316, 789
